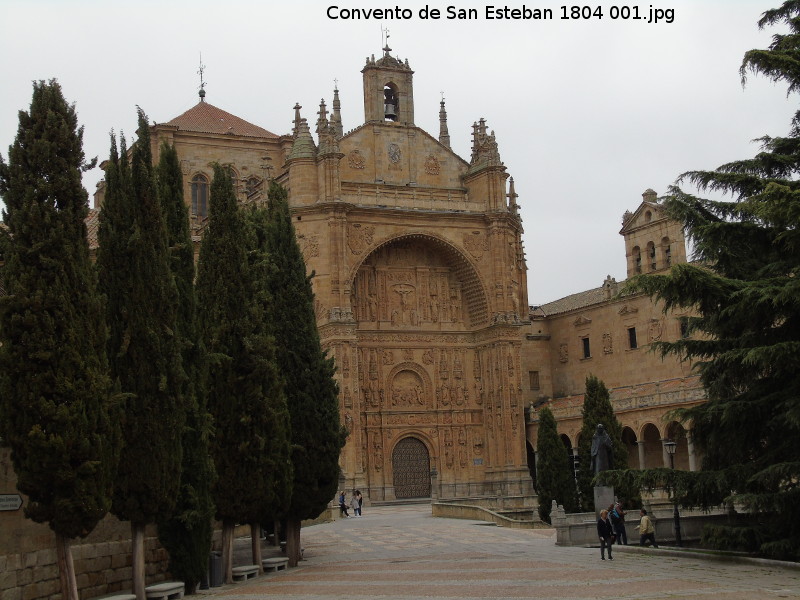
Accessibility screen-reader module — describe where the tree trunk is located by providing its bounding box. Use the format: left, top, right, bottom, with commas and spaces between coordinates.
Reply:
55, 533, 79, 600
250, 523, 262, 572
221, 520, 234, 584
285, 518, 301, 567
273, 520, 280, 546
132, 523, 146, 600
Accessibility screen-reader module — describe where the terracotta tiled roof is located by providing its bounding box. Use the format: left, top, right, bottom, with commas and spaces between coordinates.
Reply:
537, 287, 608, 316
164, 102, 277, 139
85, 208, 100, 250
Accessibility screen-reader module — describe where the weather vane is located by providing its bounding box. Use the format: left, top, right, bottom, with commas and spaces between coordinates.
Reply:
382, 27, 390, 50
197, 52, 207, 100
334, 77, 339, 90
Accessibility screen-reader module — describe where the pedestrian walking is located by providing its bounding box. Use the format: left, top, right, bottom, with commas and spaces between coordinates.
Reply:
635, 508, 658, 547
597, 509, 615, 560
611, 500, 627, 545
350, 491, 361, 517
356, 489, 363, 516
339, 491, 350, 518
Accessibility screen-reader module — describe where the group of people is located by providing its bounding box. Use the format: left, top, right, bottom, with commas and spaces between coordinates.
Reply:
596, 501, 658, 560
338, 490, 363, 518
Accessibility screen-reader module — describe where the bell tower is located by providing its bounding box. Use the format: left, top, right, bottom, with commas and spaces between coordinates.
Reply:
362, 45, 415, 125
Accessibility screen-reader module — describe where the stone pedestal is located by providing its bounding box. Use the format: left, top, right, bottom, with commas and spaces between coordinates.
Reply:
593, 486, 615, 517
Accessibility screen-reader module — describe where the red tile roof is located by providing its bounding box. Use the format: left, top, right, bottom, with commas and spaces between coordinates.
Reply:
163, 102, 277, 139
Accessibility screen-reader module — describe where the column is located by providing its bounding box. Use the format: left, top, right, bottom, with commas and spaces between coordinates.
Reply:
637, 441, 646, 470
687, 434, 698, 472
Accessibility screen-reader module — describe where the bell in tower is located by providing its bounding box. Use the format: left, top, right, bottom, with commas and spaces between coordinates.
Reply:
383, 85, 398, 121
362, 45, 415, 125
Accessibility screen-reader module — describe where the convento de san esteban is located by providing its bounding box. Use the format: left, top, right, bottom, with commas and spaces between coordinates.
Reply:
1, 45, 706, 600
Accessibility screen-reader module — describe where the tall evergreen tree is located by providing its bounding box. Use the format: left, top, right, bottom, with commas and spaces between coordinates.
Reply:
262, 181, 346, 567
154, 141, 215, 594
96, 109, 184, 600
576, 375, 627, 512
0, 80, 118, 600
602, 2, 800, 560
536, 407, 578, 522
196, 166, 290, 582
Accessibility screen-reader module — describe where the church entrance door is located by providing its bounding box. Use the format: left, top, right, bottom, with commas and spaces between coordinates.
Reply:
392, 437, 431, 499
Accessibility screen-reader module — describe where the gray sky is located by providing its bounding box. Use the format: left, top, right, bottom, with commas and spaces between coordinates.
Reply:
0, 1, 793, 304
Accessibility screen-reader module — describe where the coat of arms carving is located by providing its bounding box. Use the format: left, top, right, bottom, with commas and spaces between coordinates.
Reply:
348, 224, 375, 255
463, 231, 489, 260
347, 149, 366, 169
424, 155, 440, 175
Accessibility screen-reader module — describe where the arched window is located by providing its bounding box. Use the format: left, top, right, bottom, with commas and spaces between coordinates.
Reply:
662, 236, 672, 267
632, 246, 642, 274
646, 241, 656, 271
383, 83, 399, 121
191, 173, 209, 218
245, 176, 262, 201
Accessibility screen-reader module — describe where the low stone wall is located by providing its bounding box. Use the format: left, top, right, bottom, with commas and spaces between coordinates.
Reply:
549, 500, 730, 546
431, 502, 549, 529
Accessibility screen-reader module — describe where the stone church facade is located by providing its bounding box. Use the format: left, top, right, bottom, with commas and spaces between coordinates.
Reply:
88, 46, 705, 508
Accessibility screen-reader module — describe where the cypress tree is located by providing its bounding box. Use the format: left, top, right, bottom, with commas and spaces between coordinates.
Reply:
96, 109, 184, 600
601, 2, 800, 559
576, 375, 627, 512
196, 166, 289, 582
0, 80, 118, 600
154, 141, 215, 594
262, 181, 345, 567
536, 407, 578, 522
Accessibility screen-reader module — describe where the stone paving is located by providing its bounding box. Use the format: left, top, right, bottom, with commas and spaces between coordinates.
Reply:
206, 505, 800, 600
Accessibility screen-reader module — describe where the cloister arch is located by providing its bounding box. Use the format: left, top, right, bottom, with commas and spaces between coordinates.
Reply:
640, 423, 663, 468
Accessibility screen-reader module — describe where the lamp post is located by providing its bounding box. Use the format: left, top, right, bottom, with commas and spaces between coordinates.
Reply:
663, 440, 682, 547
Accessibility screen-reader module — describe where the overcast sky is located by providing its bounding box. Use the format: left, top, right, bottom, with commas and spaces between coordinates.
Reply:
0, 1, 793, 304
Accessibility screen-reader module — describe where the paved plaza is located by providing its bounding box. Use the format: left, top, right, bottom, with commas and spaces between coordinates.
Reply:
212, 505, 800, 600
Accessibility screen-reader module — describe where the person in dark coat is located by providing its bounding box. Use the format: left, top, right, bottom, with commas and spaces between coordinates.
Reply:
611, 500, 628, 545
597, 509, 615, 560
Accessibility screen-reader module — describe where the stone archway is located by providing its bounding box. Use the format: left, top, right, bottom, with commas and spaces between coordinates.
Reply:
349, 233, 489, 328
392, 437, 431, 499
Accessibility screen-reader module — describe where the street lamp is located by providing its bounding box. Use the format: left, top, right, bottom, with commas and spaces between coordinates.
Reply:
663, 440, 682, 547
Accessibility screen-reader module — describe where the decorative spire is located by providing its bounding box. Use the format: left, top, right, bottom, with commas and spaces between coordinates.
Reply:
316, 98, 328, 135
288, 104, 317, 161
507, 177, 519, 214
331, 83, 343, 139
197, 53, 207, 102
468, 117, 503, 173
438, 94, 450, 148
292, 102, 302, 138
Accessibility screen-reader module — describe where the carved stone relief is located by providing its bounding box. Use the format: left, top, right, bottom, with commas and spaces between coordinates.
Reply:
348, 224, 375, 255
353, 243, 466, 328
390, 370, 425, 408
424, 154, 440, 175
297, 233, 320, 262
603, 332, 613, 354
347, 149, 366, 169
388, 143, 402, 164
463, 232, 488, 261
559, 343, 569, 363
648, 318, 664, 342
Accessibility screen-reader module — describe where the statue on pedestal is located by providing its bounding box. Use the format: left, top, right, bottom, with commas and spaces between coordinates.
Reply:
591, 423, 613, 475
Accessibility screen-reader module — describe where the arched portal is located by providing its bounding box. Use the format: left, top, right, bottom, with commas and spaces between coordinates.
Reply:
392, 437, 431, 499
350, 233, 489, 328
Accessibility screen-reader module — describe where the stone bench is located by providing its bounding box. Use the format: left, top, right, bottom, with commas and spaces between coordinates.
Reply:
145, 582, 184, 600
231, 565, 260, 582
94, 594, 136, 600
261, 557, 289, 572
